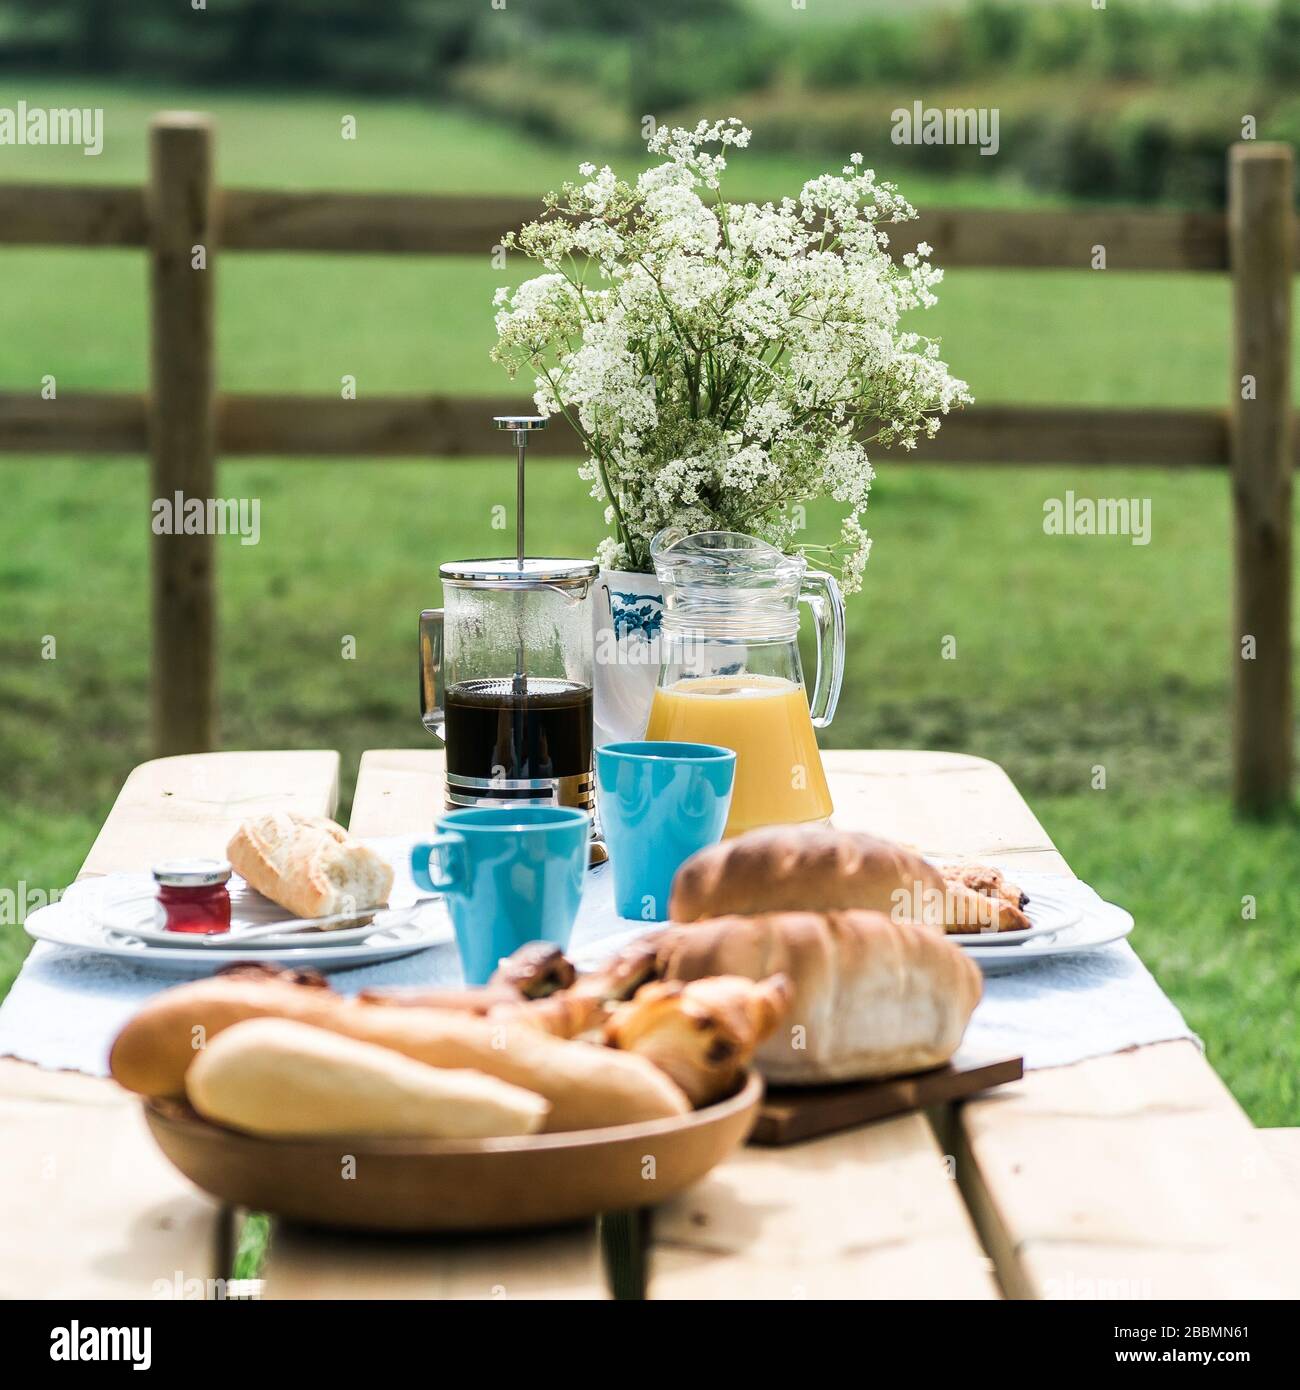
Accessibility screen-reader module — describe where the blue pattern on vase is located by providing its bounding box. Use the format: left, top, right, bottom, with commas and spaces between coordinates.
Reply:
609, 590, 664, 641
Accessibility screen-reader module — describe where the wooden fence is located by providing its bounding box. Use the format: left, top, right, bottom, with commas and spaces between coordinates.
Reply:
0, 114, 1293, 813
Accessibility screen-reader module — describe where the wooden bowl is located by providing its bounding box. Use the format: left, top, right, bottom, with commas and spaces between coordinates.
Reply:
143, 1072, 762, 1233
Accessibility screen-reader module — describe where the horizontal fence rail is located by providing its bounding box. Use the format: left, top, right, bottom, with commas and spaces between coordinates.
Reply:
0, 183, 1250, 269
0, 114, 1293, 814
0, 391, 1248, 466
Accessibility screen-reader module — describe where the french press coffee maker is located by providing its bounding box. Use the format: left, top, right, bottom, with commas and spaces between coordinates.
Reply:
419, 418, 600, 829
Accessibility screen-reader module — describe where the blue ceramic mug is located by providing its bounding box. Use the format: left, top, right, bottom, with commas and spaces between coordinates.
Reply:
410, 805, 590, 985
595, 741, 736, 922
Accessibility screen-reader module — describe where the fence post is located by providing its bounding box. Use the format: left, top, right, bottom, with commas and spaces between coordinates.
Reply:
147, 112, 217, 756
1229, 142, 1294, 816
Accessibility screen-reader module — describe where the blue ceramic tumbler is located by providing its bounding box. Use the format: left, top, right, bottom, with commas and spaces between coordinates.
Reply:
410, 805, 590, 985
595, 741, 736, 922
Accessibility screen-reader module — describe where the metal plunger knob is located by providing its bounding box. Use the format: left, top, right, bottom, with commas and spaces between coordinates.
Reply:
494, 416, 547, 691
494, 416, 548, 571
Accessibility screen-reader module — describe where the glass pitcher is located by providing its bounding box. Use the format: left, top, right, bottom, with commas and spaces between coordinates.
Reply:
643, 528, 845, 836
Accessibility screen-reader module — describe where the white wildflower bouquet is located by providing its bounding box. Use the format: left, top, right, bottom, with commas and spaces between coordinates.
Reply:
492, 118, 970, 593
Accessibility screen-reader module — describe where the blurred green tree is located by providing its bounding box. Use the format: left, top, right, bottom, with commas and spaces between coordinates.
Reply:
0, 0, 482, 87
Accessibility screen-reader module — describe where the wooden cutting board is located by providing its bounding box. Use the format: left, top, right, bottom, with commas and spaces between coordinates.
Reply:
748, 1055, 1024, 1146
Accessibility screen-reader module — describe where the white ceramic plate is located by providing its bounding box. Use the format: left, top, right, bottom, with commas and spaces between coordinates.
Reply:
25, 908, 448, 975
24, 837, 454, 974
943, 871, 1081, 947
965, 898, 1135, 974
94, 887, 424, 950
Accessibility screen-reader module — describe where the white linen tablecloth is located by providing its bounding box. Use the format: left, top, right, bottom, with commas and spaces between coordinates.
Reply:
0, 858, 1197, 1078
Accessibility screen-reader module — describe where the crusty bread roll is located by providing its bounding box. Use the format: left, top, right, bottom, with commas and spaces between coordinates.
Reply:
650, 911, 982, 1084
186, 1018, 549, 1139
226, 811, 394, 920
109, 971, 690, 1131
669, 826, 1029, 934
671, 826, 942, 922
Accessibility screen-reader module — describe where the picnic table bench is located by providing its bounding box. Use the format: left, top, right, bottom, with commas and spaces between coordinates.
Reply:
4, 748, 1300, 1300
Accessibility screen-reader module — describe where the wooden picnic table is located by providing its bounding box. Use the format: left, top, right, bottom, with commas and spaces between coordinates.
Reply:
3, 747, 1300, 1300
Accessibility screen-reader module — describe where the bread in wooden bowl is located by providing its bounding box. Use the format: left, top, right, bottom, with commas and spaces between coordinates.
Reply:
186, 1017, 550, 1139
117, 964, 779, 1231
109, 964, 691, 1131
142, 1071, 764, 1233
649, 910, 982, 1084
668, 825, 1030, 934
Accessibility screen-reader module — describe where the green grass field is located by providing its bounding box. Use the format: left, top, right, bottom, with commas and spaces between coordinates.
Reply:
2, 80, 1298, 1124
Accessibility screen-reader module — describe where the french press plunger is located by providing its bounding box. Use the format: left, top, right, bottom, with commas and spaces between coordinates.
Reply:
419, 418, 600, 823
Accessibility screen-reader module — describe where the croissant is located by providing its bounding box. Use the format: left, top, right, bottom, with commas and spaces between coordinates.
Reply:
604, 974, 791, 1106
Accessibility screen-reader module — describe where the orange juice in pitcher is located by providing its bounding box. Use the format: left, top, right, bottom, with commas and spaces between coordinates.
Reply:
645, 530, 844, 837
645, 674, 833, 835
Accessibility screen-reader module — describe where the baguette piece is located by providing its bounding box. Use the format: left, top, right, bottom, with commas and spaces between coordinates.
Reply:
186, 1018, 549, 1139
651, 910, 982, 1084
109, 972, 691, 1131
226, 811, 394, 920
360, 986, 607, 1040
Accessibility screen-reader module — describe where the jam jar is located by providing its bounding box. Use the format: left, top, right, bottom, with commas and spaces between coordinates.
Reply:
153, 858, 233, 935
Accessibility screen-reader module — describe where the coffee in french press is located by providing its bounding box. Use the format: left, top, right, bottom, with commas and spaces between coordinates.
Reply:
421, 556, 598, 812
419, 418, 601, 833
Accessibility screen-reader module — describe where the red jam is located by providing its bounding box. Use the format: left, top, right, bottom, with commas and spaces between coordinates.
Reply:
153, 859, 232, 935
